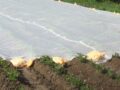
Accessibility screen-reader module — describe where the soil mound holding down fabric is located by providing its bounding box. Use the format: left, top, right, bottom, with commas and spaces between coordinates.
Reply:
1, 56, 120, 90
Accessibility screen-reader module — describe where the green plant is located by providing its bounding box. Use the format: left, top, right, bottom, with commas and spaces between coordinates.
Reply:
39, 56, 67, 75
65, 74, 91, 90
89, 61, 120, 81
0, 57, 20, 81
0, 58, 8, 68
65, 74, 84, 87
75, 53, 120, 81
18, 84, 24, 90
62, 0, 120, 13
38, 56, 92, 90
76, 53, 89, 63
111, 0, 120, 3
80, 85, 92, 90
96, 0, 106, 2
106, 69, 117, 79
54, 64, 67, 75
5, 68, 20, 81
90, 62, 104, 72
76, 54, 117, 78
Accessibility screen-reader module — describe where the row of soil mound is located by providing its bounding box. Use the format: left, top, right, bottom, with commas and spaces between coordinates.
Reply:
1, 55, 120, 90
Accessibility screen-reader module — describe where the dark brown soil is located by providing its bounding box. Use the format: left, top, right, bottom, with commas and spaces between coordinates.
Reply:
104, 57, 120, 74
67, 58, 120, 90
0, 60, 77, 90
19, 60, 77, 90
1, 57, 120, 90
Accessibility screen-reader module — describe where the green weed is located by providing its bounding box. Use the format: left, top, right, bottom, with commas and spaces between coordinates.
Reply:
18, 84, 24, 90
0, 57, 20, 81
76, 53, 89, 63
38, 56, 67, 75
65, 74, 92, 90
90, 61, 120, 81
62, 0, 120, 13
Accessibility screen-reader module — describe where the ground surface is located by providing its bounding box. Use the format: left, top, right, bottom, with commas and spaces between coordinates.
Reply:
1, 56, 120, 90
104, 57, 120, 74
0, 59, 76, 90
67, 58, 120, 90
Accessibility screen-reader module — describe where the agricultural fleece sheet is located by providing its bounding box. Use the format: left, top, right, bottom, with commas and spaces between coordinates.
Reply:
0, 0, 120, 60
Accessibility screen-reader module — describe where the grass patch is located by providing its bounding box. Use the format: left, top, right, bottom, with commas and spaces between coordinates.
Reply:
62, 0, 120, 13
0, 57, 20, 81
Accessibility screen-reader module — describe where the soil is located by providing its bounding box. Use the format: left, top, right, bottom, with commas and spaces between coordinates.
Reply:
0, 60, 76, 90
66, 58, 120, 90
0, 61, 22, 90
1, 57, 120, 90
20, 60, 77, 90
103, 57, 120, 74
